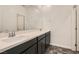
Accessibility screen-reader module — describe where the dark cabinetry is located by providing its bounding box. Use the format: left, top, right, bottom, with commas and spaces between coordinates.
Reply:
2, 38, 37, 54
45, 32, 50, 49
37, 34, 46, 54
1, 31, 50, 54
23, 44, 37, 54
37, 31, 50, 54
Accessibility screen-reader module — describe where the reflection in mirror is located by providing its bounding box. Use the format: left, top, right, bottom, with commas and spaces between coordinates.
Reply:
0, 6, 27, 34
17, 14, 25, 31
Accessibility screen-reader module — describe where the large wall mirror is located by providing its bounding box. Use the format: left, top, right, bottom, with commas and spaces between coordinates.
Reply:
0, 5, 26, 34
0, 5, 27, 39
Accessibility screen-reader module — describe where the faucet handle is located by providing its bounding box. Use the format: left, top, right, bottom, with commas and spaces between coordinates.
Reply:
8, 31, 16, 37
8, 32, 12, 37
13, 32, 15, 36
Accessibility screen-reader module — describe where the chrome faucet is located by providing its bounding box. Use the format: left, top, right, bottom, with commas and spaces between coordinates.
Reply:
8, 32, 15, 37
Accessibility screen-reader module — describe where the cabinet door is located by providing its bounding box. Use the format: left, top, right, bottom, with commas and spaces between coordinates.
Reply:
37, 40, 42, 54
23, 44, 37, 54
45, 32, 50, 49
41, 38, 46, 54
38, 38, 46, 54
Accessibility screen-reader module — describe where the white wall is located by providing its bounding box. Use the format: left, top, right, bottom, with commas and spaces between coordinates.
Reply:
45, 6, 72, 49
26, 5, 76, 50
0, 5, 27, 32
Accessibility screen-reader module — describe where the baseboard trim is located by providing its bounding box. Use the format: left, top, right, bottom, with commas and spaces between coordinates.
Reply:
50, 43, 74, 50
49, 43, 79, 53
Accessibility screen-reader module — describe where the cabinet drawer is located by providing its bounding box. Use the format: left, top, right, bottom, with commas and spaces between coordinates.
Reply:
1, 38, 37, 54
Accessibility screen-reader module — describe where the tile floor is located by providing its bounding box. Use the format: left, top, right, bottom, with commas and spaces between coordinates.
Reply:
45, 45, 78, 54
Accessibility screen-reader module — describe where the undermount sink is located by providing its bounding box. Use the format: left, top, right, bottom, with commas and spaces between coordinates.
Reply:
2, 35, 26, 43
1, 30, 39, 43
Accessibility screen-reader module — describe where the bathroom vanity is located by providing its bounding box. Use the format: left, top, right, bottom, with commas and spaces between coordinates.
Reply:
0, 30, 50, 54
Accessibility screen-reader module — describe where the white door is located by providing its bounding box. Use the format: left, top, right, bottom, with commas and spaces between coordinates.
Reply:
17, 15, 25, 31
77, 6, 79, 51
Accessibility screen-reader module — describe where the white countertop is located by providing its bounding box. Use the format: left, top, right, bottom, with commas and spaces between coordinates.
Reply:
0, 29, 50, 53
